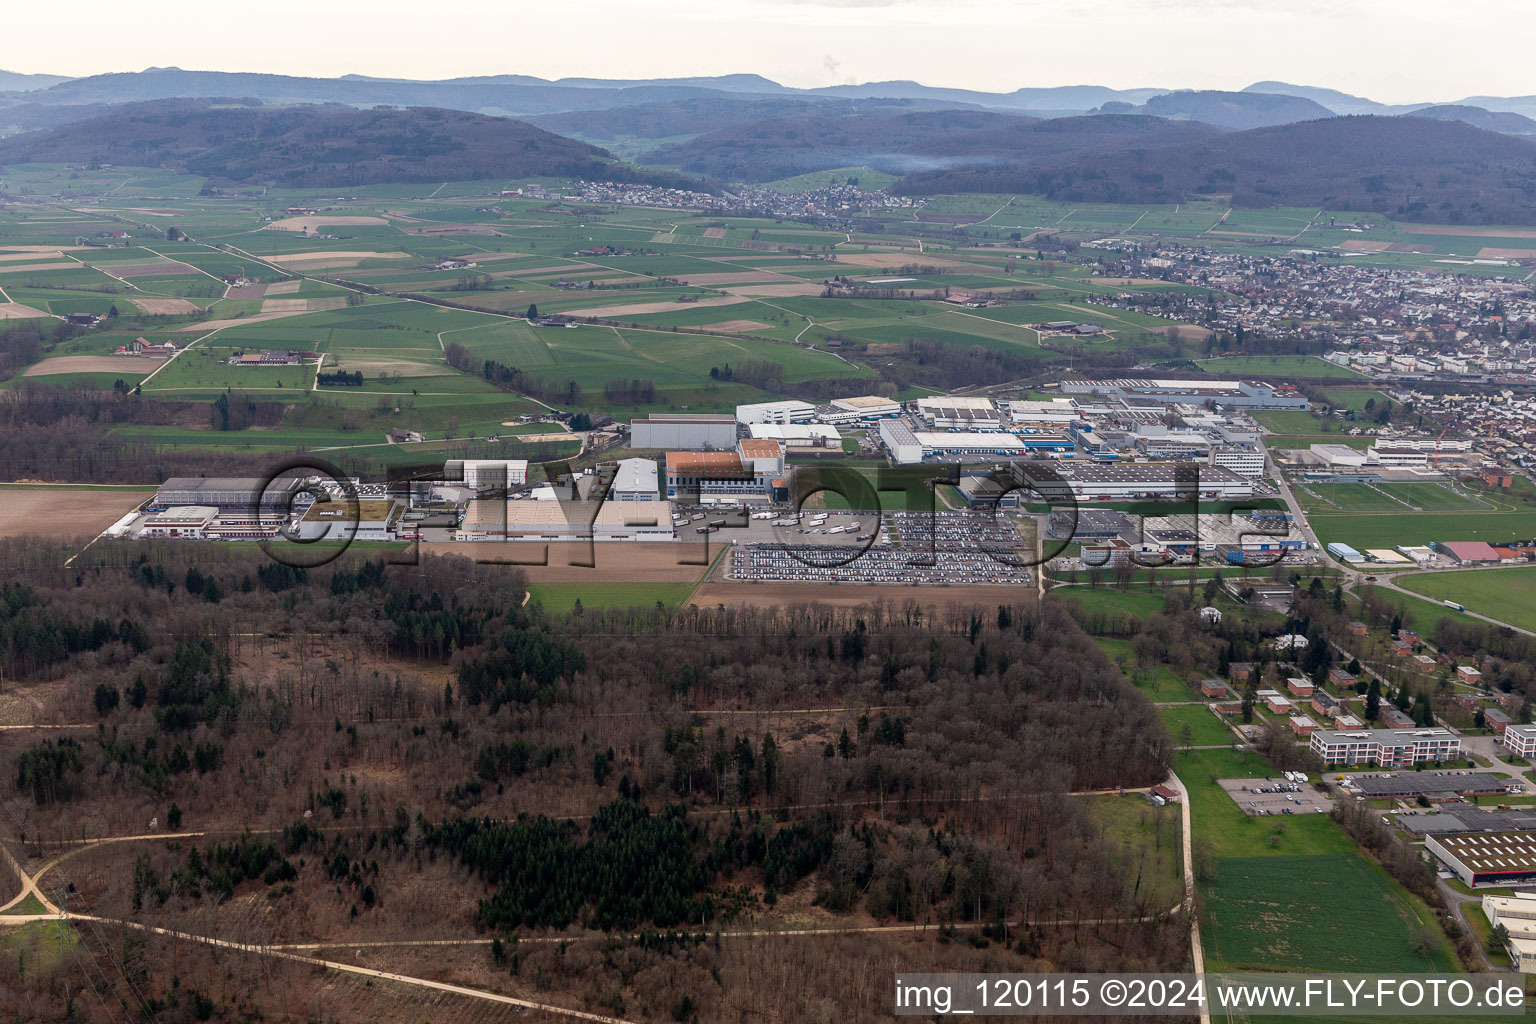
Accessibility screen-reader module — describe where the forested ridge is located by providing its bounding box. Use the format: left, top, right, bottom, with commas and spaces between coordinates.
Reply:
0, 540, 1183, 1020
0, 100, 709, 189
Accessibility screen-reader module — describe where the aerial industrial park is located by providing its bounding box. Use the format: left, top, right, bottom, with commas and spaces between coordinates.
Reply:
9, 22, 1536, 1018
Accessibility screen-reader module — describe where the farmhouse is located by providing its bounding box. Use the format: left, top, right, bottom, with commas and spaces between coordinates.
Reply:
123, 337, 176, 357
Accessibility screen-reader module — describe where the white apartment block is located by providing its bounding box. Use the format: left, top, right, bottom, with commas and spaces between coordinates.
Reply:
1504, 724, 1536, 760
1309, 727, 1460, 767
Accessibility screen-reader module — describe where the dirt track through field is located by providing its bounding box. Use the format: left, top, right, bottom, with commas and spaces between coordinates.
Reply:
173, 310, 310, 331
109, 262, 198, 278
675, 270, 786, 286
261, 297, 347, 312
267, 251, 408, 264
725, 282, 825, 296
264, 215, 390, 232
562, 295, 748, 317
702, 319, 773, 331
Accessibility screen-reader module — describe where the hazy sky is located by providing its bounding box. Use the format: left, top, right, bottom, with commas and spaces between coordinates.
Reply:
7, 0, 1532, 104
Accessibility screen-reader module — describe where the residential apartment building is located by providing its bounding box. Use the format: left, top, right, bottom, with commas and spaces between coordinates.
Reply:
1503, 724, 1536, 760
1308, 727, 1460, 767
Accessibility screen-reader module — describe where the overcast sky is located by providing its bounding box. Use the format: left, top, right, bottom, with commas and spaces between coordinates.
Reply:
7, 0, 1531, 104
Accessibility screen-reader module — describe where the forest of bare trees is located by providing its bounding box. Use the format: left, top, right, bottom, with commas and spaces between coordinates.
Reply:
0, 538, 1189, 1021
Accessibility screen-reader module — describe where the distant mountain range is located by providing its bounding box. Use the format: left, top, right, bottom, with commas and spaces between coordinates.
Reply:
3, 70, 1536, 223
8, 67, 1536, 121
0, 100, 698, 189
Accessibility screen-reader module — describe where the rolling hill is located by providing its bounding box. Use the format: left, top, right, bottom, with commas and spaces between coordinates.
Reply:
638, 109, 1045, 181
1409, 105, 1536, 136
0, 69, 73, 92
1240, 81, 1400, 116
527, 95, 979, 146
0, 100, 706, 189
1136, 90, 1337, 129
25, 68, 784, 117
901, 115, 1536, 224
637, 110, 1223, 183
